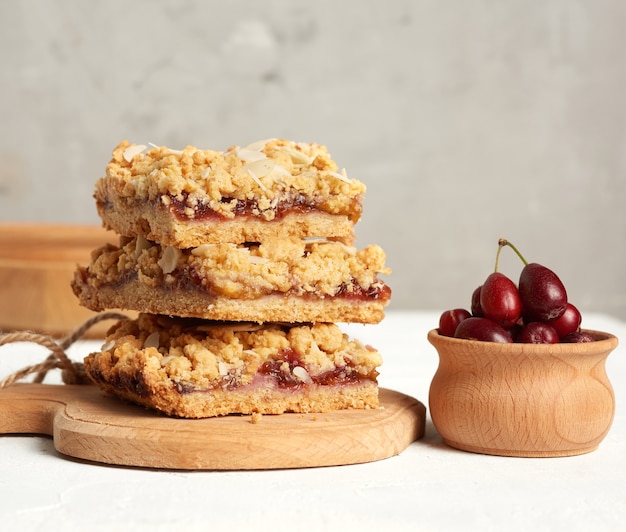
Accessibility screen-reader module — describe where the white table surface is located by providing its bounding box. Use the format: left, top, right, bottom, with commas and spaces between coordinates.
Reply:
1, 310, 624, 532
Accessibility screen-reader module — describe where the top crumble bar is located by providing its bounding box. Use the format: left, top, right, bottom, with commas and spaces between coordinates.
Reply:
95, 139, 366, 248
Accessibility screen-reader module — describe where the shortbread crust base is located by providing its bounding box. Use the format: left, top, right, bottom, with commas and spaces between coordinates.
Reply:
97, 199, 356, 248
73, 278, 387, 324
84, 368, 379, 419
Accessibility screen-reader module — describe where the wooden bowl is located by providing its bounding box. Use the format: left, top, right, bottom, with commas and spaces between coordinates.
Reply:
0, 223, 128, 338
427, 329, 618, 457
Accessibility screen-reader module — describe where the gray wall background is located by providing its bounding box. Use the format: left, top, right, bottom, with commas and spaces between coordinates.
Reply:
1, 0, 625, 321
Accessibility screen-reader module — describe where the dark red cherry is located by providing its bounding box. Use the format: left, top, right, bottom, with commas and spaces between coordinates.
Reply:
471, 286, 484, 317
517, 322, 560, 344
519, 263, 567, 322
439, 308, 472, 337
454, 317, 513, 343
479, 272, 522, 328
562, 331, 594, 343
549, 303, 582, 338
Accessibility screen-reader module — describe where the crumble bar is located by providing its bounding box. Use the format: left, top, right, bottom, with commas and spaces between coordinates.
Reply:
72, 235, 391, 324
95, 139, 365, 247
84, 314, 382, 418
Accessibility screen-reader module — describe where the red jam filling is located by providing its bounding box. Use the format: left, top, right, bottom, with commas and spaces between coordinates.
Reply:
110, 267, 389, 303
167, 192, 319, 221
258, 348, 361, 389
334, 281, 392, 301
166, 348, 365, 395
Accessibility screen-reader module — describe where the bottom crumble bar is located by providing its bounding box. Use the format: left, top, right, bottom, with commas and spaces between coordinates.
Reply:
84, 314, 382, 418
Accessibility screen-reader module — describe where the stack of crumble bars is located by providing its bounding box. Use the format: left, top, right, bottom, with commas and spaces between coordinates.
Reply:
72, 139, 391, 418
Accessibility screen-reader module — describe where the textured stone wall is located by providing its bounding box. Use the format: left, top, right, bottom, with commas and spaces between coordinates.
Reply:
2, 0, 625, 320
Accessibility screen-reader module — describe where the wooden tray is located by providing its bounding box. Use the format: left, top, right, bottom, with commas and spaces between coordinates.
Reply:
0, 384, 425, 470
0, 223, 132, 337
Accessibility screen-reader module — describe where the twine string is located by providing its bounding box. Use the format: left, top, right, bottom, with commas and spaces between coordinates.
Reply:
0, 312, 128, 388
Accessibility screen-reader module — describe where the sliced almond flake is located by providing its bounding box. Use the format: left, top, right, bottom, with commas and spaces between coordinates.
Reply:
134, 235, 152, 258
237, 148, 267, 163
245, 138, 276, 151
201, 166, 212, 179
280, 146, 312, 165
267, 177, 286, 188
292, 366, 313, 384
244, 158, 275, 178
160, 355, 175, 367
271, 165, 291, 177
157, 246, 182, 274
327, 169, 352, 184
191, 243, 219, 257
218, 361, 230, 376
247, 255, 269, 265
303, 237, 356, 256
123, 144, 147, 163
265, 165, 291, 187
101, 340, 115, 352
143, 331, 160, 350
246, 168, 266, 190
335, 242, 357, 256
147, 142, 183, 155
244, 159, 275, 191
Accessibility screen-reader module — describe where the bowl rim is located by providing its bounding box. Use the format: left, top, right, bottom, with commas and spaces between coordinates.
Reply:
427, 328, 618, 352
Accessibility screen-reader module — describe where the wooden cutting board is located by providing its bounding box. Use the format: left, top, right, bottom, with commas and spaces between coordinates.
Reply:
0, 383, 425, 470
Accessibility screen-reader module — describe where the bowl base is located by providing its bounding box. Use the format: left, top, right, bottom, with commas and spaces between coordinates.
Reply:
442, 439, 599, 458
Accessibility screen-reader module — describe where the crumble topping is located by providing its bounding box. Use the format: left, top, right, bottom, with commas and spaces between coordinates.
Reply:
95, 314, 382, 391
96, 139, 365, 222
79, 235, 391, 300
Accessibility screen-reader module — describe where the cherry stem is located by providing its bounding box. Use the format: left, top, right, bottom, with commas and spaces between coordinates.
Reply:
498, 238, 529, 266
